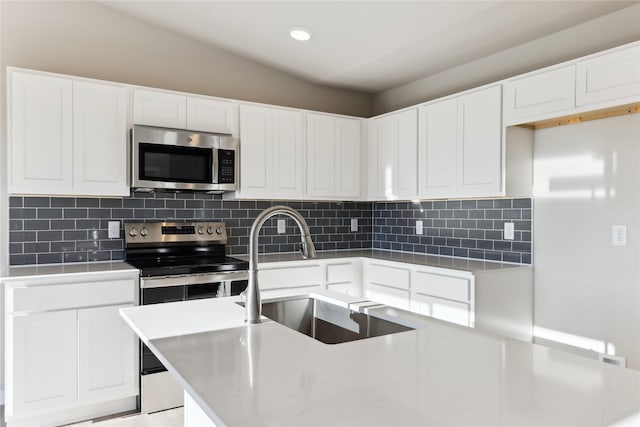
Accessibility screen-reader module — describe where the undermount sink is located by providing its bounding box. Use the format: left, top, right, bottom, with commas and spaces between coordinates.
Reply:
243, 297, 414, 344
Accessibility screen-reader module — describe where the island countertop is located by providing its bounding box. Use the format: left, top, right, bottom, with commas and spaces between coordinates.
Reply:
121, 290, 640, 427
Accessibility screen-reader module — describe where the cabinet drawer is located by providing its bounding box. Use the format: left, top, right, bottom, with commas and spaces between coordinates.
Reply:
366, 263, 410, 290
410, 292, 471, 327
365, 283, 410, 310
504, 65, 575, 125
412, 271, 471, 302
326, 262, 355, 284
576, 45, 640, 106
259, 265, 322, 290
8, 279, 136, 313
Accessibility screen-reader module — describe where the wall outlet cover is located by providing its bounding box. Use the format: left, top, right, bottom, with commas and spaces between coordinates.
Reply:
612, 225, 627, 246
416, 220, 423, 235
351, 218, 358, 232
108, 221, 120, 239
277, 219, 286, 234
504, 222, 515, 240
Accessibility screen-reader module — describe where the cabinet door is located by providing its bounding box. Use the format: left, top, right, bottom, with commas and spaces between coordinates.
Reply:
272, 109, 304, 197
419, 98, 458, 197
307, 113, 335, 197
576, 45, 640, 107
78, 305, 137, 402
396, 109, 418, 198
10, 71, 73, 194
503, 66, 575, 125
368, 110, 417, 200
10, 310, 77, 416
334, 118, 361, 198
73, 81, 129, 196
364, 283, 410, 310
458, 86, 502, 196
410, 292, 471, 327
369, 116, 396, 198
239, 105, 272, 196
133, 89, 187, 129
186, 97, 236, 135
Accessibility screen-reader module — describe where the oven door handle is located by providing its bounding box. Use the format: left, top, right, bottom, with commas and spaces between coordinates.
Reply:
140, 270, 249, 289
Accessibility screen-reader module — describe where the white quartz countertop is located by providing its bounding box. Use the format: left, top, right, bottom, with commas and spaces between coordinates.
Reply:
121, 290, 640, 427
1, 261, 138, 281
236, 249, 531, 273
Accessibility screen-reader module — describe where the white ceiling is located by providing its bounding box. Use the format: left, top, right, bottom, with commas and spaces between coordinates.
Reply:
99, 1, 638, 93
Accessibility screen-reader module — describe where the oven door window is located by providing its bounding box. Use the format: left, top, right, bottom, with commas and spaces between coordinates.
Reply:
139, 142, 213, 183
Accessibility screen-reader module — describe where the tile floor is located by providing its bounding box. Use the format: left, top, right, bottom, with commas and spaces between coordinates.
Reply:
65, 408, 183, 427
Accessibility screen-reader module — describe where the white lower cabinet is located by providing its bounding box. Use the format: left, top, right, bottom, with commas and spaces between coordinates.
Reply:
10, 310, 78, 415
258, 263, 323, 291
78, 304, 137, 402
4, 270, 139, 427
255, 257, 531, 341
410, 293, 471, 327
325, 260, 361, 297
364, 283, 410, 311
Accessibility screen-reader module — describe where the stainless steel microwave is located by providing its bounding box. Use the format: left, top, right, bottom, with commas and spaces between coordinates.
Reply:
131, 125, 238, 192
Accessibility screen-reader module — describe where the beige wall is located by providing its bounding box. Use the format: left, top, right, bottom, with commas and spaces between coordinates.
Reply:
372, 4, 640, 115
0, 1, 372, 117
532, 115, 640, 370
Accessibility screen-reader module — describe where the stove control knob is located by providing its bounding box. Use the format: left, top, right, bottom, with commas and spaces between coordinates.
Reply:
197, 226, 204, 235
216, 226, 223, 235
128, 228, 138, 237
207, 226, 214, 234
140, 227, 148, 237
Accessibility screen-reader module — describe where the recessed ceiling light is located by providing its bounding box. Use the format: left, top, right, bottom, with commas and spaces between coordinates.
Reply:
289, 27, 312, 42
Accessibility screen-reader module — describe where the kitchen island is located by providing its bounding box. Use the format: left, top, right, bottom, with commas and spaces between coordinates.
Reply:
121, 289, 640, 427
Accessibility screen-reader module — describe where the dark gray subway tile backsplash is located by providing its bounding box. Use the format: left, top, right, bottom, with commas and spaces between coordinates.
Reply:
372, 198, 532, 264
9, 193, 532, 266
9, 192, 373, 265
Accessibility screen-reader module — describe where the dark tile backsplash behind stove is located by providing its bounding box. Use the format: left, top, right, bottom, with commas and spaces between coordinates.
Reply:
8, 192, 373, 265
8, 192, 532, 266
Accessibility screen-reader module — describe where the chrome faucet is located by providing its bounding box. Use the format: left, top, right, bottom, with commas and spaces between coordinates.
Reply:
245, 205, 316, 323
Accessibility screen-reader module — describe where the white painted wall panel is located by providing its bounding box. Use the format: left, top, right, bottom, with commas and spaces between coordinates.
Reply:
533, 115, 640, 369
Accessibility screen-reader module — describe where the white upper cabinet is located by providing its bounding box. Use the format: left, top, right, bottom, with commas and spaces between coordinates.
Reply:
186, 96, 236, 135
503, 65, 576, 125
419, 86, 502, 198
133, 89, 186, 129
133, 88, 236, 135
368, 108, 418, 200
418, 98, 458, 197
307, 114, 335, 197
73, 81, 129, 196
238, 104, 304, 199
10, 71, 73, 194
9, 70, 129, 197
458, 86, 502, 196
272, 108, 304, 197
307, 113, 361, 199
334, 117, 361, 198
576, 44, 640, 107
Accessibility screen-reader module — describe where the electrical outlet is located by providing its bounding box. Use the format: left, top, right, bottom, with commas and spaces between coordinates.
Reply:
416, 220, 423, 235
504, 222, 515, 240
108, 221, 120, 239
277, 219, 286, 234
351, 218, 358, 232
612, 225, 627, 246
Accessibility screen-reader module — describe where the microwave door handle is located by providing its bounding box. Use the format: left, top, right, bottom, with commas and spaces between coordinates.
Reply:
212, 147, 219, 184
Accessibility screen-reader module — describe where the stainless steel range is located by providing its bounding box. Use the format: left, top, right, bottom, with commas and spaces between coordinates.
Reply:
125, 221, 248, 414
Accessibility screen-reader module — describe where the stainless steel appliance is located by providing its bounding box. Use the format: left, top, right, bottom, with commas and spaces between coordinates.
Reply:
125, 221, 248, 414
131, 125, 238, 192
